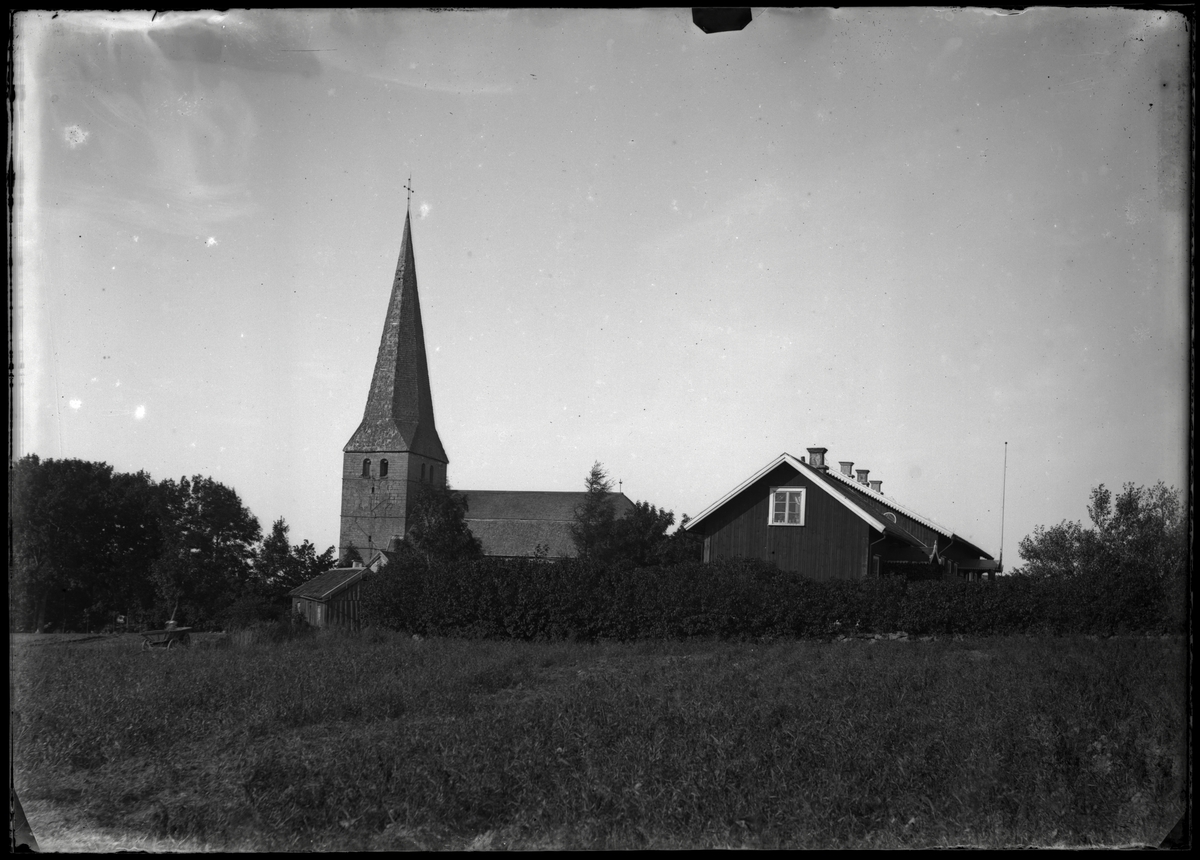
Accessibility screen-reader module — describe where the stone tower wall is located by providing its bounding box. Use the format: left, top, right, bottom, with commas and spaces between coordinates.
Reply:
339, 450, 448, 561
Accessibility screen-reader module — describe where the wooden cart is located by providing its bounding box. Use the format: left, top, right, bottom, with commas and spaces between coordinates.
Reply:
140, 625, 192, 651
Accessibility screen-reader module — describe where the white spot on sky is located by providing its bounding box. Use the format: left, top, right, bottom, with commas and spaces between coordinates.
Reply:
132, 235, 139, 243
134, 405, 146, 420
64, 125, 89, 148
206, 236, 218, 247
418, 202, 431, 219
69, 398, 82, 410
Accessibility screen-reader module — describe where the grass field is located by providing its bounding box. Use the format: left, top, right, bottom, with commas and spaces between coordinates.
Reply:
11, 631, 1188, 850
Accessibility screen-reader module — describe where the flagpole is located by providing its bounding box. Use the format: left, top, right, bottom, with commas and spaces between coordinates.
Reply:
999, 441, 1008, 571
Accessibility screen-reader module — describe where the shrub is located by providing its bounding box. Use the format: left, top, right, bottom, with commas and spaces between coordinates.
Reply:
219, 594, 289, 631
358, 554, 1174, 642
228, 615, 313, 648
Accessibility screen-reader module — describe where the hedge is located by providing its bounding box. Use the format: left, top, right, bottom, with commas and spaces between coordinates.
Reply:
358, 557, 1180, 641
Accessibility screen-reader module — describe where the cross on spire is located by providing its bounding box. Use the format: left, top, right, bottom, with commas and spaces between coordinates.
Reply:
404, 173, 413, 208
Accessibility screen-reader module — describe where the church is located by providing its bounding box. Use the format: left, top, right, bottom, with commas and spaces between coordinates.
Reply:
336, 202, 632, 565
292, 201, 632, 626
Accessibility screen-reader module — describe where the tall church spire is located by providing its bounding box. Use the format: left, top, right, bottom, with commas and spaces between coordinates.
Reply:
339, 205, 448, 562
344, 209, 447, 462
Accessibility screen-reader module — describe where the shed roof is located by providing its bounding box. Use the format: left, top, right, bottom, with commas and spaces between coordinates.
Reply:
288, 566, 368, 601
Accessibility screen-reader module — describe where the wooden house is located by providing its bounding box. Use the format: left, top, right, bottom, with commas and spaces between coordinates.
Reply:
683, 448, 997, 582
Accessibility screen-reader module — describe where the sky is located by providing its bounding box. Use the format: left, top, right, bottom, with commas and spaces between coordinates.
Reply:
13, 8, 1190, 565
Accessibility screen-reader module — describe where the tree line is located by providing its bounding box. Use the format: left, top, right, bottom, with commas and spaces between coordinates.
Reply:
10, 454, 335, 633
13, 448, 1180, 635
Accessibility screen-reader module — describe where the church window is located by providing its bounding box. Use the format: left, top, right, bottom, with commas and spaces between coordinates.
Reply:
421, 463, 427, 482
380, 459, 389, 478
362, 459, 371, 478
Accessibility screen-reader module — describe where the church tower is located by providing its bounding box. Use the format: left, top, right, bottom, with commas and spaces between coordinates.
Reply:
339, 207, 447, 562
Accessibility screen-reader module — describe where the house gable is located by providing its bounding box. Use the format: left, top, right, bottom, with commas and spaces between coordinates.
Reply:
689, 458, 879, 579
687, 454, 888, 534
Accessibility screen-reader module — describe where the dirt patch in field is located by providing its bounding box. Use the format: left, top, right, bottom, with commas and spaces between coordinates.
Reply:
12, 632, 228, 652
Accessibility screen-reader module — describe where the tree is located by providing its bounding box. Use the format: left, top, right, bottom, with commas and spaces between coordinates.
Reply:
256, 518, 294, 593
610, 501, 675, 567
254, 518, 337, 599
655, 513, 705, 565
570, 461, 618, 562
13, 456, 124, 631
1017, 481, 1185, 582
10, 456, 165, 632
150, 475, 262, 627
1087, 482, 1186, 582
93, 469, 163, 627
1016, 519, 1101, 579
402, 484, 483, 564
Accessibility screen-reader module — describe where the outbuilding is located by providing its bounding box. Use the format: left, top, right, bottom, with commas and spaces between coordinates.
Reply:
289, 563, 378, 629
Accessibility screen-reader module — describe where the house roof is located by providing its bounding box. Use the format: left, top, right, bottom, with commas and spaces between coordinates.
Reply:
820, 466, 954, 538
820, 471, 993, 559
684, 452, 992, 559
289, 566, 368, 601
461, 490, 635, 558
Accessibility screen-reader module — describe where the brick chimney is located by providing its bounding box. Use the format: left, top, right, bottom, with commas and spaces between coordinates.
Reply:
869, 479, 882, 493
856, 469, 869, 485
806, 447, 828, 471
838, 461, 854, 477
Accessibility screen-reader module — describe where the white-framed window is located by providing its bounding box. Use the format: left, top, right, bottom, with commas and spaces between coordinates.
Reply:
769, 487, 806, 526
